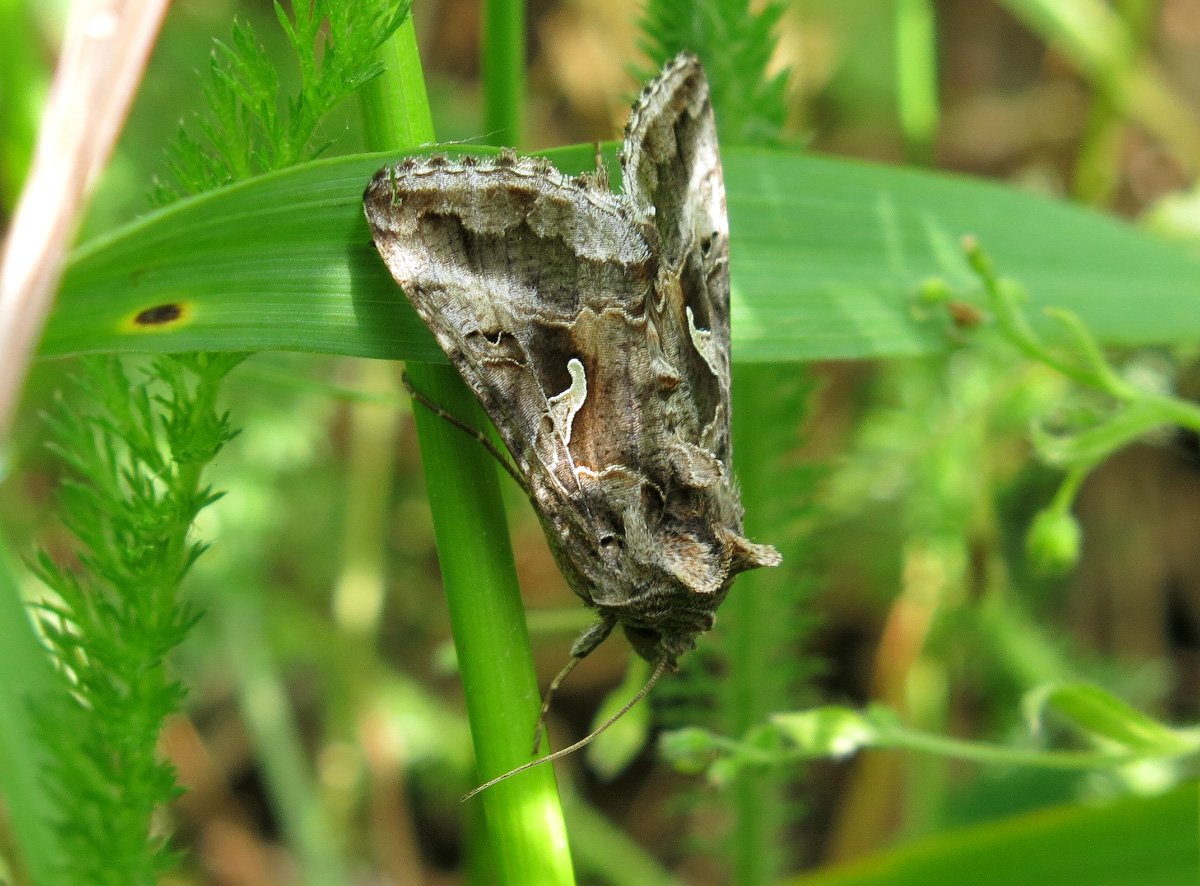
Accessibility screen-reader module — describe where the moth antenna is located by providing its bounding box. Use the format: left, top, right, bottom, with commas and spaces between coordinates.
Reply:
461, 656, 670, 802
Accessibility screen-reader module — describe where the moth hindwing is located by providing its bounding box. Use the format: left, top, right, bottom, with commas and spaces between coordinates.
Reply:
363, 52, 781, 676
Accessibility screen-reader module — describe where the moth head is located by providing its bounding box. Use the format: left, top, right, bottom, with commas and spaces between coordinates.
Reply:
622, 622, 701, 667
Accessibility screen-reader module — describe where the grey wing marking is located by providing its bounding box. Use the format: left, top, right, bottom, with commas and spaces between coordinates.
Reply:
620, 54, 734, 469
621, 53, 729, 283
363, 154, 658, 517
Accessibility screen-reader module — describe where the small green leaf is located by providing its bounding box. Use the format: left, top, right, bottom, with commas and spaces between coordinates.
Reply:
1024, 683, 1200, 756
658, 726, 721, 775
771, 706, 878, 758
585, 657, 653, 780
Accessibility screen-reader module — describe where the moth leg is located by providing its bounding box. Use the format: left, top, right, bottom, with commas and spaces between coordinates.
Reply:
592, 141, 609, 190
532, 616, 617, 753
401, 371, 533, 497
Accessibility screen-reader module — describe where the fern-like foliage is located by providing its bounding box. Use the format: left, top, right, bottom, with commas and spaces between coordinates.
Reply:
656, 365, 818, 882
639, 0, 790, 144
154, 0, 410, 202
32, 354, 243, 882
723, 365, 820, 879
637, 2, 813, 882
28, 2, 412, 879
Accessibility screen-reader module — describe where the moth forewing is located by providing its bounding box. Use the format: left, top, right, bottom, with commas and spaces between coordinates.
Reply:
364, 52, 781, 796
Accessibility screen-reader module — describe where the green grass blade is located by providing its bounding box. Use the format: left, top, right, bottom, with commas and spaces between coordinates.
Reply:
481, 0, 524, 146
51, 147, 1200, 364
0, 534, 64, 885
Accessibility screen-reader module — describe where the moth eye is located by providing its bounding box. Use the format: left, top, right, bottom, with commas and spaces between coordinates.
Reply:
700, 232, 718, 255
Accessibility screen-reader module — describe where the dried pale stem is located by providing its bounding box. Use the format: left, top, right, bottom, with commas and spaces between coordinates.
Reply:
0, 0, 169, 442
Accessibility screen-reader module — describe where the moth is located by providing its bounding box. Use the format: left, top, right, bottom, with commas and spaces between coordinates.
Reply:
363, 53, 781, 793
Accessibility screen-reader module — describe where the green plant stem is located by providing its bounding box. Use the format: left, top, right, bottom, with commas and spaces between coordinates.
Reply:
706, 715, 1190, 773
0, 0, 44, 209
894, 0, 939, 166
1069, 0, 1156, 205
725, 365, 796, 884
406, 363, 572, 877
481, 0, 524, 146
332, 361, 401, 636
360, 16, 434, 151
873, 724, 1177, 771
969, 239, 1200, 435
999, 0, 1200, 174
360, 17, 574, 885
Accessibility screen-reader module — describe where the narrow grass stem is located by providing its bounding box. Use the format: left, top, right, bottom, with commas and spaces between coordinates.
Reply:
360, 14, 574, 884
